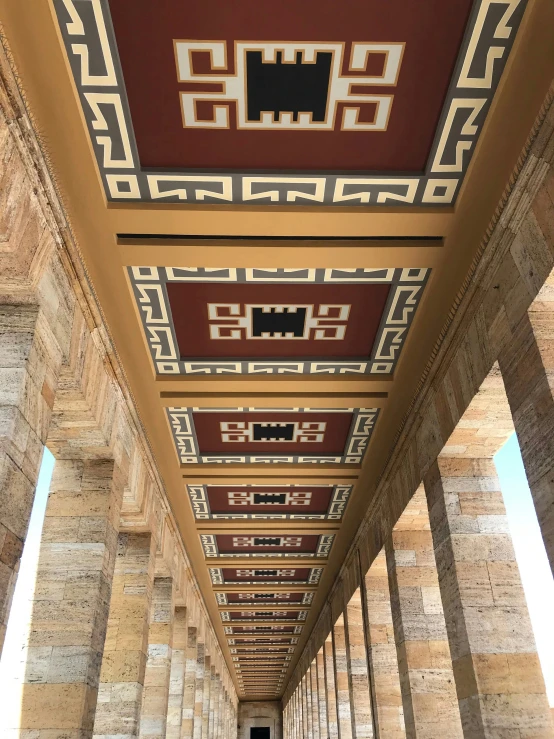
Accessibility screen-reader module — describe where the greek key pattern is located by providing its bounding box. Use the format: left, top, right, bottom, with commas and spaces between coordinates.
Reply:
186, 483, 353, 520
200, 534, 335, 559
209, 568, 323, 585
167, 407, 378, 465
129, 266, 429, 376
53, 0, 526, 205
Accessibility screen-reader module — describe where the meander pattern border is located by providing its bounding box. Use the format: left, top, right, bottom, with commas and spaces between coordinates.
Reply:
166, 407, 379, 465
128, 266, 429, 375
53, 0, 527, 205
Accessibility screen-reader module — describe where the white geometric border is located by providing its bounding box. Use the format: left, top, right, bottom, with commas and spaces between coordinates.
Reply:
53, 0, 527, 205
187, 483, 353, 520
209, 567, 323, 586
128, 266, 429, 376
167, 407, 378, 465
200, 534, 335, 559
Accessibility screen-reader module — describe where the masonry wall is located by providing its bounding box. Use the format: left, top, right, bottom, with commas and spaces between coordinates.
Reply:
238, 702, 283, 739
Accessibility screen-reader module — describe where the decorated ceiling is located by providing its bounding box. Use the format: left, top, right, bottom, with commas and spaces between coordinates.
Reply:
53, 0, 526, 204
7, 0, 550, 701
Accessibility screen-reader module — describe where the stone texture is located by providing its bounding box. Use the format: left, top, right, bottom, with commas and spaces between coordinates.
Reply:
93, 532, 155, 739
325, 631, 340, 739
166, 607, 187, 739
316, 647, 329, 739
345, 587, 374, 738
333, 613, 354, 739
139, 577, 175, 739
193, 641, 206, 739
182, 626, 198, 739
15, 458, 123, 738
424, 455, 553, 738
386, 488, 464, 739
362, 550, 406, 739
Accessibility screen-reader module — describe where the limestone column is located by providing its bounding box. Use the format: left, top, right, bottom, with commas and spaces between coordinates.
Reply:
345, 587, 375, 738
17, 458, 123, 737
499, 308, 554, 573
202, 654, 211, 738
139, 577, 175, 739
166, 607, 187, 739
181, 626, 198, 739
324, 632, 339, 739
385, 487, 463, 739
93, 532, 155, 739
302, 672, 310, 737
361, 550, 405, 739
424, 456, 552, 737
333, 613, 354, 739
193, 641, 205, 739
207, 665, 216, 737
316, 647, 329, 738
310, 659, 321, 739
0, 304, 63, 652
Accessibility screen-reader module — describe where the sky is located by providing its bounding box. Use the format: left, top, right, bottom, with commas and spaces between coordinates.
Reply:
0, 437, 553, 722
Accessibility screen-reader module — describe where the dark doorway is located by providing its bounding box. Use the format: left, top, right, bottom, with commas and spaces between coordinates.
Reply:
250, 729, 270, 739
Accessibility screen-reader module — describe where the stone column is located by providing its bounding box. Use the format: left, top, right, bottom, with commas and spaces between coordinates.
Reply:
16, 458, 123, 738
424, 456, 553, 737
316, 646, 329, 738
333, 613, 354, 739
345, 587, 375, 738
361, 549, 406, 739
166, 606, 187, 739
139, 577, 175, 739
202, 654, 211, 738
193, 641, 205, 739
93, 532, 155, 739
385, 487, 463, 739
0, 304, 63, 652
182, 626, 198, 739
310, 659, 321, 739
324, 632, 339, 739
499, 308, 554, 573
302, 672, 310, 737
208, 666, 216, 737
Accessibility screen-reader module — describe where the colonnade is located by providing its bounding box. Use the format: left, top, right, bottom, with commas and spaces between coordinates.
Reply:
0, 48, 238, 738
284, 87, 554, 738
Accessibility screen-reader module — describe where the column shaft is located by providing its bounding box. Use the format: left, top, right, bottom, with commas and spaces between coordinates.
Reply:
424, 457, 552, 737
94, 532, 155, 739
324, 633, 339, 739
181, 626, 198, 739
18, 459, 123, 738
362, 550, 406, 739
386, 489, 463, 738
346, 587, 375, 738
0, 305, 62, 652
499, 310, 554, 572
193, 641, 205, 739
310, 660, 321, 739
316, 647, 329, 738
166, 607, 187, 739
333, 613, 354, 739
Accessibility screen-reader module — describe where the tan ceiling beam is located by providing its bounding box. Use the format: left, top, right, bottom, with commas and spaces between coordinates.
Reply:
222, 620, 304, 627
160, 393, 387, 408
230, 645, 294, 651
199, 523, 339, 534
118, 238, 444, 269
220, 604, 308, 612
226, 634, 300, 641
214, 584, 318, 593
109, 206, 452, 240
157, 376, 393, 394
182, 472, 356, 483
184, 465, 360, 477
208, 557, 326, 567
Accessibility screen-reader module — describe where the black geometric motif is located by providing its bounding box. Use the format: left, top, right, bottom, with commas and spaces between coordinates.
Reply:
253, 570, 279, 576
246, 51, 332, 123
253, 493, 287, 504
254, 593, 276, 599
251, 307, 306, 337
253, 537, 281, 546
253, 423, 295, 442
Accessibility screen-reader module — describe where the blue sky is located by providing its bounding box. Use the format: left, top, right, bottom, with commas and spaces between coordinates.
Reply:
0, 438, 553, 717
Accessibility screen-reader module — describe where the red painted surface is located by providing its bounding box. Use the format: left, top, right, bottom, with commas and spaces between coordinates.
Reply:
215, 534, 320, 554
193, 411, 352, 454
108, 0, 472, 170
207, 485, 333, 514
221, 568, 313, 582
167, 282, 390, 359
227, 592, 305, 603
